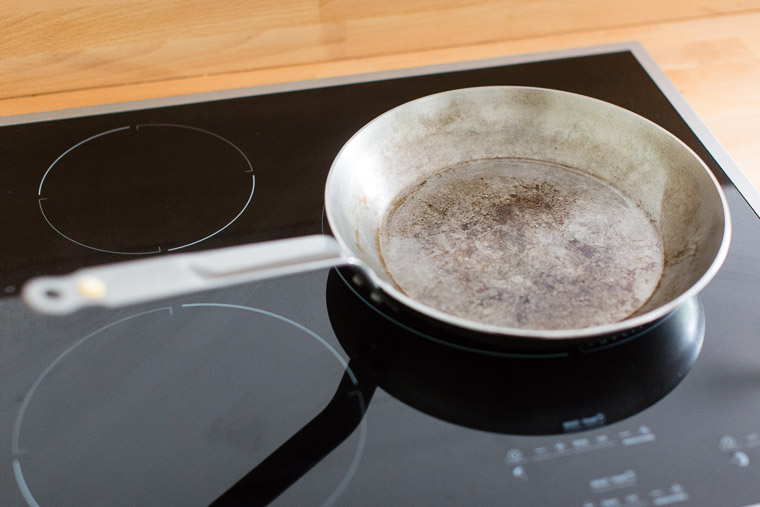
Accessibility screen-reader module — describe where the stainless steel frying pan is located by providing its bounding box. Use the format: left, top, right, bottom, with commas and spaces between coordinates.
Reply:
23, 87, 731, 341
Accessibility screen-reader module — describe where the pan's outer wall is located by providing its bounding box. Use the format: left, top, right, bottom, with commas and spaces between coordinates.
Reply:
324, 86, 729, 339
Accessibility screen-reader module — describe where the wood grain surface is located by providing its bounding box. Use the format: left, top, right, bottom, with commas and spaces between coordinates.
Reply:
2, 1, 759, 187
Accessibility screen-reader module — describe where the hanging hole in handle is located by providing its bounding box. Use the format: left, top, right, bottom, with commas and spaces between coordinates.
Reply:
44, 288, 62, 300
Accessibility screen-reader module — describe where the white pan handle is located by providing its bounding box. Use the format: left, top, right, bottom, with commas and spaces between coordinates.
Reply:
22, 235, 353, 315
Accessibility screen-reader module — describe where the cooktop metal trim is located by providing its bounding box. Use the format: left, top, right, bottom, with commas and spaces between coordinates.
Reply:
627, 44, 760, 215
3, 41, 757, 213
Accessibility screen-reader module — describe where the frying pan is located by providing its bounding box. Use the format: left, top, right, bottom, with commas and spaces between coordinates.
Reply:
23, 87, 731, 342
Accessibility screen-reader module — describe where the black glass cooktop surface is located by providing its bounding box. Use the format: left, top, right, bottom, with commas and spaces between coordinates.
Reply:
1, 44, 759, 506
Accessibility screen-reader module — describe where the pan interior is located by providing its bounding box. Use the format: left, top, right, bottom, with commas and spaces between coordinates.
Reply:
378, 158, 664, 330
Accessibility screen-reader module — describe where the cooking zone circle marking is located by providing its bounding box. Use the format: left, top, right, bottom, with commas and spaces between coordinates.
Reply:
12, 305, 365, 507
11, 307, 173, 507
37, 124, 255, 255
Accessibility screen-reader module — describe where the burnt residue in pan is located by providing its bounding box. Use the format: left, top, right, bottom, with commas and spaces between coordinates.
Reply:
378, 158, 665, 330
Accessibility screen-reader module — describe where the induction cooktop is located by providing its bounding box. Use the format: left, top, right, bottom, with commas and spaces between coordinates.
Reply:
1, 42, 759, 507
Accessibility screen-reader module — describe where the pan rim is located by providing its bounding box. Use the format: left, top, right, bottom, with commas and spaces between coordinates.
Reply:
325, 85, 732, 340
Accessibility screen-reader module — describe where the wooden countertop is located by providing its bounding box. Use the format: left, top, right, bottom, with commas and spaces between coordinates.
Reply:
2, 2, 759, 190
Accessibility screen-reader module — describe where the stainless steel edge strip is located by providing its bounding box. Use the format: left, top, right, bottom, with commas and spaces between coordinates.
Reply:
628, 42, 760, 215
3, 41, 757, 214
0, 42, 639, 126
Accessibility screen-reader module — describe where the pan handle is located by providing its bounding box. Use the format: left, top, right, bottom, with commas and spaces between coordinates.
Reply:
22, 235, 355, 315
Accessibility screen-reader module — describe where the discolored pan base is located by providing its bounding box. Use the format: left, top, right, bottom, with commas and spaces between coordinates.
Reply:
378, 159, 664, 330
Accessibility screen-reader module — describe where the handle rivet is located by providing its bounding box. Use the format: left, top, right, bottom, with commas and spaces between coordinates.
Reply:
77, 275, 107, 300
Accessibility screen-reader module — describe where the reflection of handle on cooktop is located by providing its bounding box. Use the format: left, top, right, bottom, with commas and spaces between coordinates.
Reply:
210, 352, 384, 507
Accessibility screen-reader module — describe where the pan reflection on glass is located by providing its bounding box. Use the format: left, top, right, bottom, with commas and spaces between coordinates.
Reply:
209, 267, 703, 506
211, 266, 705, 507
326, 268, 704, 435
